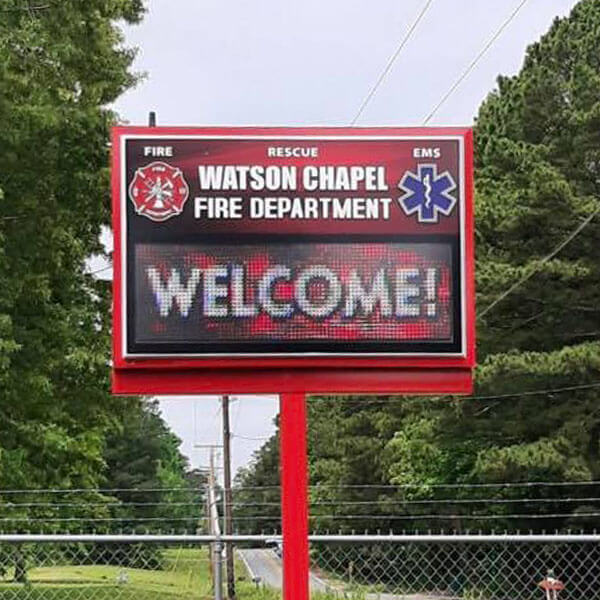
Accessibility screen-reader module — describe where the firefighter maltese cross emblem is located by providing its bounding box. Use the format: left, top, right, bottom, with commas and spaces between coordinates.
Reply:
398, 164, 457, 223
128, 162, 190, 222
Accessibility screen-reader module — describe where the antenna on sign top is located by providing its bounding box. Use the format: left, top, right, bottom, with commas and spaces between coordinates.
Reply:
148, 111, 157, 127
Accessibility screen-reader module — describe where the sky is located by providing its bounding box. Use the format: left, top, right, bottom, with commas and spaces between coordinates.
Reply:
105, 0, 580, 480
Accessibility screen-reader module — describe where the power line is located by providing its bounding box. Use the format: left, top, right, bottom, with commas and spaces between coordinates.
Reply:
0, 488, 204, 495
478, 207, 600, 318
423, 0, 530, 124
310, 497, 600, 507
351, 0, 434, 125
0, 502, 202, 509
86, 264, 112, 276
460, 382, 600, 401
220, 512, 600, 521
232, 434, 271, 442
312, 481, 600, 490
304, 513, 600, 521
0, 517, 207, 523
233, 481, 600, 491
231, 497, 600, 508
7, 513, 595, 523
311, 382, 600, 406
2, 481, 600, 495
3, 496, 597, 510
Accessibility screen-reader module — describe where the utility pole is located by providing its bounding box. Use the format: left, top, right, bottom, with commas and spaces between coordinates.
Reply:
221, 395, 236, 600
208, 449, 223, 600
195, 445, 223, 589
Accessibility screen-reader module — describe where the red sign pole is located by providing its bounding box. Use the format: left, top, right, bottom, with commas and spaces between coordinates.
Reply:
279, 392, 310, 600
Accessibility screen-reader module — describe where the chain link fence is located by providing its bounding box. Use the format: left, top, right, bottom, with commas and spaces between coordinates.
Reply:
0, 534, 596, 599
0, 535, 213, 600
310, 535, 600, 600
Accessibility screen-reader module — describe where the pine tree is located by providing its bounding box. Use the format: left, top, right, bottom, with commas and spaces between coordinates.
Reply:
238, 0, 600, 534
382, 0, 600, 531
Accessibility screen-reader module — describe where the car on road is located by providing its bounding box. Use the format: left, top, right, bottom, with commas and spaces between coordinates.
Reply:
265, 538, 283, 558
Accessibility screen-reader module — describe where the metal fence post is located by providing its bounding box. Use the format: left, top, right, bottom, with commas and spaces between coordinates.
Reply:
214, 538, 223, 600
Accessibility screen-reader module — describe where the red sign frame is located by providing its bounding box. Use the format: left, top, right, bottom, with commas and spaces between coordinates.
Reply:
111, 126, 475, 394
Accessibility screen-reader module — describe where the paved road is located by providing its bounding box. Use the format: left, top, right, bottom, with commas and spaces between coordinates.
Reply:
237, 548, 329, 593
238, 548, 453, 600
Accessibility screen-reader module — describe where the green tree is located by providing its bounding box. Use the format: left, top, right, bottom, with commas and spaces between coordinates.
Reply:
240, 0, 600, 535
104, 398, 203, 533
0, 0, 145, 498
0, 1, 150, 579
381, 0, 600, 531
0, 1, 201, 552
234, 422, 281, 533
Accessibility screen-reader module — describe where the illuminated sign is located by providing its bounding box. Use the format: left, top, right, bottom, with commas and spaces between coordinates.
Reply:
112, 127, 474, 382
134, 242, 455, 352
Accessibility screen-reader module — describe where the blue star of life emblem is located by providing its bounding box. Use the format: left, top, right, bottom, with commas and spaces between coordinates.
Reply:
398, 164, 457, 223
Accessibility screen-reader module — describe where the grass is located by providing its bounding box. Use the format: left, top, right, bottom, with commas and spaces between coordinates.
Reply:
0, 563, 210, 599
0, 548, 364, 600
0, 547, 281, 600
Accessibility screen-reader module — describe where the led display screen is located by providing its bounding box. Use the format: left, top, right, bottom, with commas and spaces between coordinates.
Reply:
132, 242, 456, 352
116, 130, 470, 358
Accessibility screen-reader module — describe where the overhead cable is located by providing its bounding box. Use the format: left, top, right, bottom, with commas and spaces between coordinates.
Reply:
423, 0, 530, 124
478, 207, 600, 318
351, 0, 434, 125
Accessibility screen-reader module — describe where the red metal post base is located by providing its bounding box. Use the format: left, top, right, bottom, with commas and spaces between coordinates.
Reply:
280, 393, 310, 600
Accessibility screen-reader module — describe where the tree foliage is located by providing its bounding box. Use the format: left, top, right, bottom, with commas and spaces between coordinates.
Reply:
234, 423, 281, 533
0, 1, 197, 542
238, 0, 600, 533
0, 0, 143, 494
